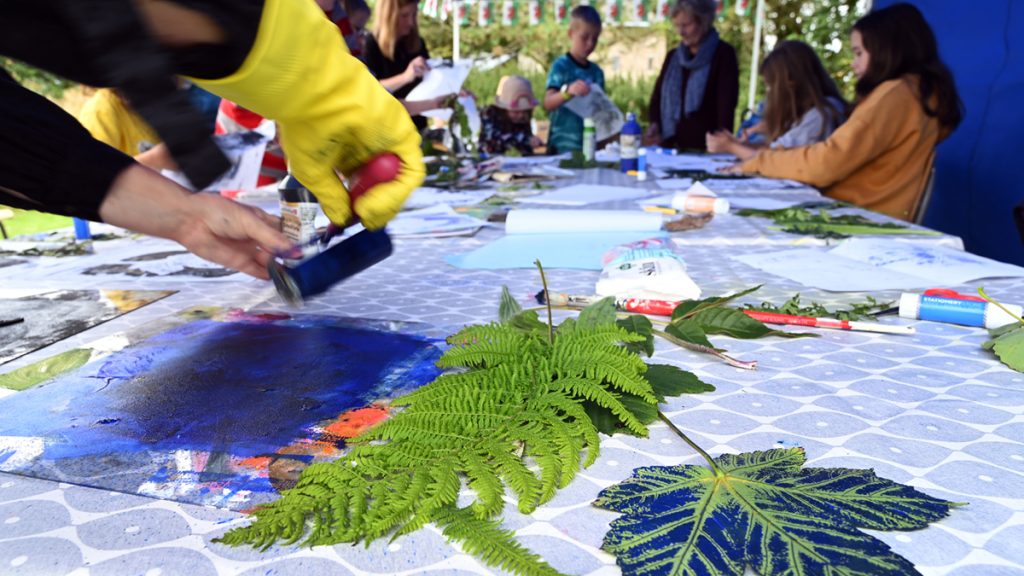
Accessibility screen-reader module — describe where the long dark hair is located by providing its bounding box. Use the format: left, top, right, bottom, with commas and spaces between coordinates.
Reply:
853, 3, 962, 130
760, 40, 847, 143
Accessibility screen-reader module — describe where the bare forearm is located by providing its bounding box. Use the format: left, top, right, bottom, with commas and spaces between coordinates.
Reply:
380, 74, 410, 93
543, 89, 566, 112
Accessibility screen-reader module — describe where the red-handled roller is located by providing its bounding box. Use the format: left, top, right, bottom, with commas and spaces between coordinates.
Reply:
347, 153, 401, 207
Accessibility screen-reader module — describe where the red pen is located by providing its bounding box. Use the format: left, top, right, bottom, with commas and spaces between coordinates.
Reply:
538, 292, 679, 316
741, 310, 914, 335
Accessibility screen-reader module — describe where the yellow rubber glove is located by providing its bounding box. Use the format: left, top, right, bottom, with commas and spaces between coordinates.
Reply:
190, 0, 423, 229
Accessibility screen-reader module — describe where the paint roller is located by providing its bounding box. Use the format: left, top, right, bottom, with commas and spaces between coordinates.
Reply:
268, 154, 401, 306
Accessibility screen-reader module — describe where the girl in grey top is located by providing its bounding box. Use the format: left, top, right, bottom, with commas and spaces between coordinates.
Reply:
707, 40, 847, 160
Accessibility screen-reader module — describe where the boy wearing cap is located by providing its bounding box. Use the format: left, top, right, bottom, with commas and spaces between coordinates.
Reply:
478, 75, 543, 156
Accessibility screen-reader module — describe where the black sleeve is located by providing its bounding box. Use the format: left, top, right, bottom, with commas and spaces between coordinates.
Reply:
0, 69, 134, 222
0, 0, 264, 189
715, 43, 740, 133
362, 35, 386, 79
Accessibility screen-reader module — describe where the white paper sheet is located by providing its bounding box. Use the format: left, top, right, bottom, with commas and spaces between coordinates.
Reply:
406, 60, 472, 104
732, 249, 929, 291
505, 209, 663, 234
404, 187, 496, 209
732, 240, 1024, 292
635, 193, 677, 208
830, 238, 1024, 285
725, 197, 804, 210
700, 177, 809, 192
526, 184, 654, 206
562, 85, 624, 141
656, 178, 695, 190
382, 204, 485, 238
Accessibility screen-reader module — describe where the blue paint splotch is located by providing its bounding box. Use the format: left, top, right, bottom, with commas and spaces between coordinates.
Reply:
0, 317, 442, 461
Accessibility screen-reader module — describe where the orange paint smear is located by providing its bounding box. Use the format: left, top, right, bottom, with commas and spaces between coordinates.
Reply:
324, 406, 390, 439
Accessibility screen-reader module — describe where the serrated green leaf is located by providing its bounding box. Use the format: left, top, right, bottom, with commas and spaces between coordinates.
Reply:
584, 393, 658, 436
0, 348, 92, 391
985, 324, 1024, 372
693, 307, 814, 340
664, 320, 715, 349
577, 296, 617, 329
672, 285, 763, 321
595, 447, 959, 576
617, 315, 654, 357
508, 310, 549, 336
498, 286, 523, 323
643, 364, 714, 401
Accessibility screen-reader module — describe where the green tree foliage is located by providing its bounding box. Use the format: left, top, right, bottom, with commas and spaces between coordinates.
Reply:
421, 0, 865, 125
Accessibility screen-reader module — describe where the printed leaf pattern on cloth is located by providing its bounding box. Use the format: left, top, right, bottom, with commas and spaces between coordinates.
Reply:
595, 447, 959, 576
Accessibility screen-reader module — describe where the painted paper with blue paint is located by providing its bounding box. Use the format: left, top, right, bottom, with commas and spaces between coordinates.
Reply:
0, 313, 442, 510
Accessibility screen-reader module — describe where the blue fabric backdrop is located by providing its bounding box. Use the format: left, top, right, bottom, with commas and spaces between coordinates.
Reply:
875, 0, 1024, 265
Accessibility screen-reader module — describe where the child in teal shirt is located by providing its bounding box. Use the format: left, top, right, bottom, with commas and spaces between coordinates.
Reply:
543, 6, 605, 154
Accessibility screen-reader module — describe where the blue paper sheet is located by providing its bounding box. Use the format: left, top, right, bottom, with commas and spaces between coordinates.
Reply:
445, 232, 665, 270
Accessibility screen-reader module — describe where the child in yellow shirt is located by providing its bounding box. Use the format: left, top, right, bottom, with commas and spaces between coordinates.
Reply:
78, 89, 160, 157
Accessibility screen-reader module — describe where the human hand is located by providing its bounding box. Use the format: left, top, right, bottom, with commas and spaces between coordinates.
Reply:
98, 165, 294, 279
705, 130, 735, 154
529, 135, 543, 149
740, 121, 763, 142
405, 56, 430, 83
718, 163, 747, 175
569, 80, 590, 97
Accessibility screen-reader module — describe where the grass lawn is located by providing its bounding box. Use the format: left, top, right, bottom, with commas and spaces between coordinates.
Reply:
0, 207, 74, 238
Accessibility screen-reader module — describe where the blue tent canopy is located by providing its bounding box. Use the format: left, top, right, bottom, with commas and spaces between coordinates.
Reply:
875, 0, 1024, 265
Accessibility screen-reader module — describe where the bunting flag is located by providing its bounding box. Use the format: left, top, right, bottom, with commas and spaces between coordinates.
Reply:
653, 0, 669, 22
478, 0, 494, 25
422, 0, 439, 18
716, 0, 729, 14
735, 0, 752, 16
629, 0, 646, 22
457, 0, 470, 24
554, 0, 571, 23
501, 0, 518, 25
440, 0, 452, 20
528, 0, 543, 25
603, 0, 622, 23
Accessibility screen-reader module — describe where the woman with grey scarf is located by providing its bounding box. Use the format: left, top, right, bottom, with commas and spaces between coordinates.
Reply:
646, 0, 739, 150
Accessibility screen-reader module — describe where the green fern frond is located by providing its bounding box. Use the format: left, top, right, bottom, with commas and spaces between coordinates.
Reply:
434, 506, 561, 576
554, 377, 648, 436
221, 298, 716, 576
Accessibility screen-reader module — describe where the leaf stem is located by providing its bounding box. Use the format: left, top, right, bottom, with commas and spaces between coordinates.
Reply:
978, 287, 1024, 326
658, 411, 719, 472
652, 328, 758, 370
534, 260, 554, 344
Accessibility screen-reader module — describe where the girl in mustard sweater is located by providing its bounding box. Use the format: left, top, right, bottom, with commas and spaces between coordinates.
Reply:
729, 3, 962, 221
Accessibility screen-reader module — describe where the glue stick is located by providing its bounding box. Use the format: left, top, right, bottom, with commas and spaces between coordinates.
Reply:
899, 292, 1023, 329
671, 193, 730, 214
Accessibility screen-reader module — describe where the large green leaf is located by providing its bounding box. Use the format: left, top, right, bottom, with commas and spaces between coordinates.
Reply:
643, 364, 714, 401
983, 323, 1024, 372
585, 363, 715, 435
664, 321, 715, 349
671, 285, 763, 321
0, 348, 92, 391
595, 447, 959, 576
692, 307, 814, 340
577, 296, 617, 329
617, 315, 654, 357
